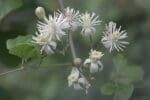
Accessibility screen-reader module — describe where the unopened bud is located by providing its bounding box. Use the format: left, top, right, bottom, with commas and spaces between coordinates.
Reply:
73, 58, 82, 66
35, 6, 46, 19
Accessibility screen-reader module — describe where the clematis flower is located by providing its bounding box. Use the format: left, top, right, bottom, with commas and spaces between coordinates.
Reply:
79, 12, 101, 36
58, 7, 80, 31
37, 13, 68, 41
68, 67, 91, 93
101, 21, 129, 52
33, 7, 72, 54
84, 49, 104, 73
32, 32, 57, 54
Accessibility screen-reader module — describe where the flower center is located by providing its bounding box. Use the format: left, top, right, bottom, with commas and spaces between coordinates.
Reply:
37, 35, 49, 44
82, 15, 91, 28
48, 20, 57, 33
112, 32, 119, 41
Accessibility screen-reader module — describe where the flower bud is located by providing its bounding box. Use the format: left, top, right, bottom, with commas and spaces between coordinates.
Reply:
73, 58, 82, 66
35, 6, 46, 19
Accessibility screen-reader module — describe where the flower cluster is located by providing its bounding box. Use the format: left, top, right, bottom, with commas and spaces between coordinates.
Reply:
33, 7, 101, 54
33, 6, 129, 94
34, 8, 68, 54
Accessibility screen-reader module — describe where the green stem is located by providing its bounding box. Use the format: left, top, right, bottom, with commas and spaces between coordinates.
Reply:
37, 63, 72, 68
0, 67, 24, 77
89, 35, 93, 48
0, 59, 25, 77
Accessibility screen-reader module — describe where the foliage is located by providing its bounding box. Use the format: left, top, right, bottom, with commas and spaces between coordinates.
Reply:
101, 55, 144, 100
6, 35, 39, 59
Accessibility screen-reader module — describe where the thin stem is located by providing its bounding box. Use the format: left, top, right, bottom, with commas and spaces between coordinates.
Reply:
68, 32, 77, 59
0, 59, 25, 77
89, 35, 93, 48
0, 62, 71, 77
37, 63, 72, 68
0, 67, 24, 77
58, 0, 65, 11
38, 55, 47, 67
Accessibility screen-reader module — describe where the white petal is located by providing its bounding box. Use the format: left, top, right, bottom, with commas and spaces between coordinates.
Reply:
46, 45, 54, 54
85, 28, 92, 34
73, 83, 82, 90
68, 80, 73, 87
71, 67, 79, 79
90, 63, 99, 73
78, 77, 91, 88
83, 58, 91, 68
49, 41, 57, 49
78, 77, 86, 84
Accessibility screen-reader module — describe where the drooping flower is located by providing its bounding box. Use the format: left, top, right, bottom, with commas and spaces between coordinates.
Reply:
84, 49, 104, 73
32, 32, 57, 54
68, 67, 91, 93
79, 12, 101, 36
58, 7, 80, 31
101, 21, 129, 52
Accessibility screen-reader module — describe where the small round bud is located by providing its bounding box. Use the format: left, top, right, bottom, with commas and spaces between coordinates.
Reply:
73, 58, 82, 66
35, 6, 46, 19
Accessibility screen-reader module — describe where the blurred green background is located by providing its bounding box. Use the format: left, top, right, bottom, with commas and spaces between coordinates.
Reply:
0, 0, 150, 100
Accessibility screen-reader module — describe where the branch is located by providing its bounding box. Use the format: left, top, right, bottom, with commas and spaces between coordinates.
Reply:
0, 66, 24, 77
0, 59, 25, 77
35, 63, 72, 69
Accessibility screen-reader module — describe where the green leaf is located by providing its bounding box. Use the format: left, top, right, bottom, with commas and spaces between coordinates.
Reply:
114, 85, 134, 100
101, 83, 116, 95
119, 66, 143, 84
6, 35, 38, 59
113, 55, 127, 70
111, 55, 144, 85
0, 0, 22, 20
111, 66, 144, 85
101, 82, 134, 100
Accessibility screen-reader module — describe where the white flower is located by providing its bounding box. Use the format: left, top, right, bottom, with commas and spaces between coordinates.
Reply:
58, 7, 80, 31
79, 12, 101, 36
37, 13, 68, 41
32, 32, 56, 54
68, 67, 91, 93
101, 21, 129, 52
84, 49, 104, 73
